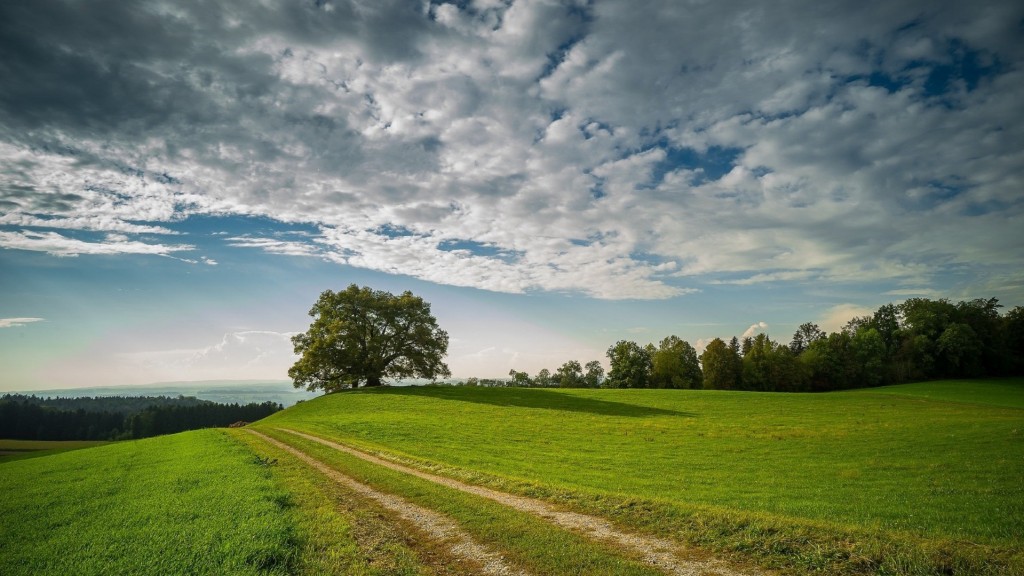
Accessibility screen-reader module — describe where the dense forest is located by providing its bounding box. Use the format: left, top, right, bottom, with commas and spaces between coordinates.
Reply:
500, 298, 1024, 391
0, 395, 282, 441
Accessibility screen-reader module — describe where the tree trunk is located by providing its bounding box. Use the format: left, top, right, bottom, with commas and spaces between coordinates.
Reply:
366, 375, 382, 387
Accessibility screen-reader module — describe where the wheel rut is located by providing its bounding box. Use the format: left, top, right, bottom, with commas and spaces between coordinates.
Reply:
247, 430, 527, 576
277, 428, 765, 576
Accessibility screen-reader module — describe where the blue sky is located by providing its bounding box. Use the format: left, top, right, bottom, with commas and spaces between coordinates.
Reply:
1, 0, 1022, 390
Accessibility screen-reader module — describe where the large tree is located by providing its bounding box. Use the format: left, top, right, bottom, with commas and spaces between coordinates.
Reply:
289, 285, 451, 391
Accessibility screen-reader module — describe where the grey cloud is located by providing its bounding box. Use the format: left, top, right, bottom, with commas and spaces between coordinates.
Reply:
0, 2, 237, 134
0, 0, 1021, 300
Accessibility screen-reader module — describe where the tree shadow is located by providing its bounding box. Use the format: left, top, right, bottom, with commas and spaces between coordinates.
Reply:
369, 386, 693, 418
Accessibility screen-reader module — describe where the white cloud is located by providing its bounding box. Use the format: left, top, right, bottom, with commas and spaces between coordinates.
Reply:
0, 212, 178, 235
227, 236, 320, 257
817, 304, 875, 334
113, 331, 299, 382
884, 288, 942, 298
0, 230, 195, 258
711, 270, 817, 286
742, 321, 769, 338
0, 317, 45, 328
0, 0, 1021, 301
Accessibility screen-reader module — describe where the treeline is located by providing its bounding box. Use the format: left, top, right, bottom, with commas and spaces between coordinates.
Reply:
498, 298, 1024, 392
0, 395, 282, 441
8, 394, 211, 414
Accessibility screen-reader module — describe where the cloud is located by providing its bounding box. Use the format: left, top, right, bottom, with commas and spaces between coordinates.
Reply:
0, 230, 194, 258
227, 236, 321, 257
0, 317, 44, 328
742, 321, 769, 338
817, 304, 875, 334
0, 0, 1021, 300
114, 331, 299, 382
0, 212, 178, 235
711, 270, 817, 286
884, 288, 942, 298
188, 331, 299, 371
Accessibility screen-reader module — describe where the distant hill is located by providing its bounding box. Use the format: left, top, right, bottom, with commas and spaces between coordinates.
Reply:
13, 380, 318, 407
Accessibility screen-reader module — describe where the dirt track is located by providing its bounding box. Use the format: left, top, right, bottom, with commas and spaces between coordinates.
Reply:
277, 428, 762, 576
248, 430, 527, 576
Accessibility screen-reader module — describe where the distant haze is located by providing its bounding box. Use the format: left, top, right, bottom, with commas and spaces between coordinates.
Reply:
8, 380, 318, 407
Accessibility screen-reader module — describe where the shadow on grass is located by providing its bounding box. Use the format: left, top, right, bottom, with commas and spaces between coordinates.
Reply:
367, 386, 693, 418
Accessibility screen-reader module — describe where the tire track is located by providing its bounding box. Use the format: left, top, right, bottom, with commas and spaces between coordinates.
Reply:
246, 430, 527, 576
277, 428, 763, 576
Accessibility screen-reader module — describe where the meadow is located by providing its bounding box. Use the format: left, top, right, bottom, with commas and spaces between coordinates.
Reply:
0, 430, 298, 576
0, 438, 108, 463
254, 378, 1024, 574
2, 379, 1021, 575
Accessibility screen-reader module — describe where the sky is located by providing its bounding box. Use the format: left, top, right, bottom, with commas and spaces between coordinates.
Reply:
1, 0, 1022, 391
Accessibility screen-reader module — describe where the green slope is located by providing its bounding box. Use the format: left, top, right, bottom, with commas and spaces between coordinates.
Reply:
0, 430, 298, 576
0, 439, 109, 463
5, 380, 1020, 576
253, 379, 1024, 573
857, 378, 1024, 409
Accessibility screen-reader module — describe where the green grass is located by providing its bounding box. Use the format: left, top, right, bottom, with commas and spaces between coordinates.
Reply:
863, 378, 1024, 409
4, 381, 1020, 575
254, 379, 1024, 574
228, 429, 437, 576
256, 427, 670, 576
0, 430, 298, 576
0, 439, 109, 463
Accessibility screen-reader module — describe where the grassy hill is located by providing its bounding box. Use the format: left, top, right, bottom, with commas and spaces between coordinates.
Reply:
252, 379, 1024, 573
3, 379, 1022, 575
0, 439, 109, 463
0, 430, 297, 576
256, 380, 1024, 543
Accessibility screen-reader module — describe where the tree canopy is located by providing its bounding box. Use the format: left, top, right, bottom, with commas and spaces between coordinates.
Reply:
650, 335, 703, 389
488, 296, 1024, 393
605, 340, 653, 388
289, 285, 451, 391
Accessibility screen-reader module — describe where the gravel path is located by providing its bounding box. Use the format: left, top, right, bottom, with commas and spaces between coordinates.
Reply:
247, 430, 527, 576
279, 428, 764, 576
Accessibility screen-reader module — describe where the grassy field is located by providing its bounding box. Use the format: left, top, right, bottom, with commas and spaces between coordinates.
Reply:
228, 429, 437, 576
250, 427, 673, 576
864, 378, 1024, 409
0, 439, 110, 463
253, 378, 1024, 574
0, 430, 299, 576
3, 380, 1021, 575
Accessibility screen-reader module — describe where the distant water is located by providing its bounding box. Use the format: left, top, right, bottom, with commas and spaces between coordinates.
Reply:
13, 380, 320, 407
